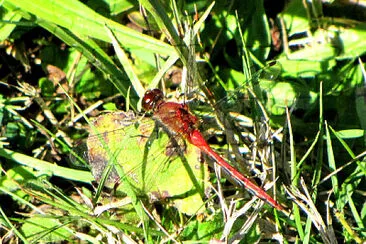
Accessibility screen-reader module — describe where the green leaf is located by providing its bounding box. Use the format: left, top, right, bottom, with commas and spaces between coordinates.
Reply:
0, 6, 23, 41
277, 56, 337, 78
108, 0, 136, 16
38, 78, 55, 96
259, 79, 318, 116
335, 129, 364, 139
282, 0, 309, 36
336, 23, 366, 59
20, 216, 72, 242
102, 102, 118, 111
242, 1, 271, 61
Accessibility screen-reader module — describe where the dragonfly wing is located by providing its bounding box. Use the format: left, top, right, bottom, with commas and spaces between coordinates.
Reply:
83, 111, 210, 215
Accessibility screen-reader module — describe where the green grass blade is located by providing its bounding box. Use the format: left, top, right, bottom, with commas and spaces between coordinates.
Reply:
140, 0, 187, 60
324, 121, 339, 204
0, 206, 29, 243
0, 148, 93, 183
106, 25, 145, 98
5, 0, 175, 56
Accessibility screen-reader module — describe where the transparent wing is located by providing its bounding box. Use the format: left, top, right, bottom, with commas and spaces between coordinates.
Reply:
70, 111, 209, 215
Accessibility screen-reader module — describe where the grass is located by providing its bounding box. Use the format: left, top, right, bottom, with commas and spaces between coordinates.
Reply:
0, 0, 366, 243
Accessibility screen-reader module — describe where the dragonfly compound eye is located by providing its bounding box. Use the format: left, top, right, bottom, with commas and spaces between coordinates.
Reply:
142, 89, 165, 111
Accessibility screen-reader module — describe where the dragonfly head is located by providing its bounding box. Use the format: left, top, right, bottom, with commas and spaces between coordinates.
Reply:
142, 89, 165, 112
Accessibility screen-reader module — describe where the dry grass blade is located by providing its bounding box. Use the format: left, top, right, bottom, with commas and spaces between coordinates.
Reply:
284, 178, 337, 244
224, 199, 261, 242
319, 150, 366, 185
141, 203, 179, 244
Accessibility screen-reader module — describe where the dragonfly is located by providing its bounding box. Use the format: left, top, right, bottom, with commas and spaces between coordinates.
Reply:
142, 88, 285, 211
72, 49, 300, 213
74, 30, 303, 212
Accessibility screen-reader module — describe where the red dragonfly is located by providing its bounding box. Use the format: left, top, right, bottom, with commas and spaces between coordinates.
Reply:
142, 88, 285, 211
